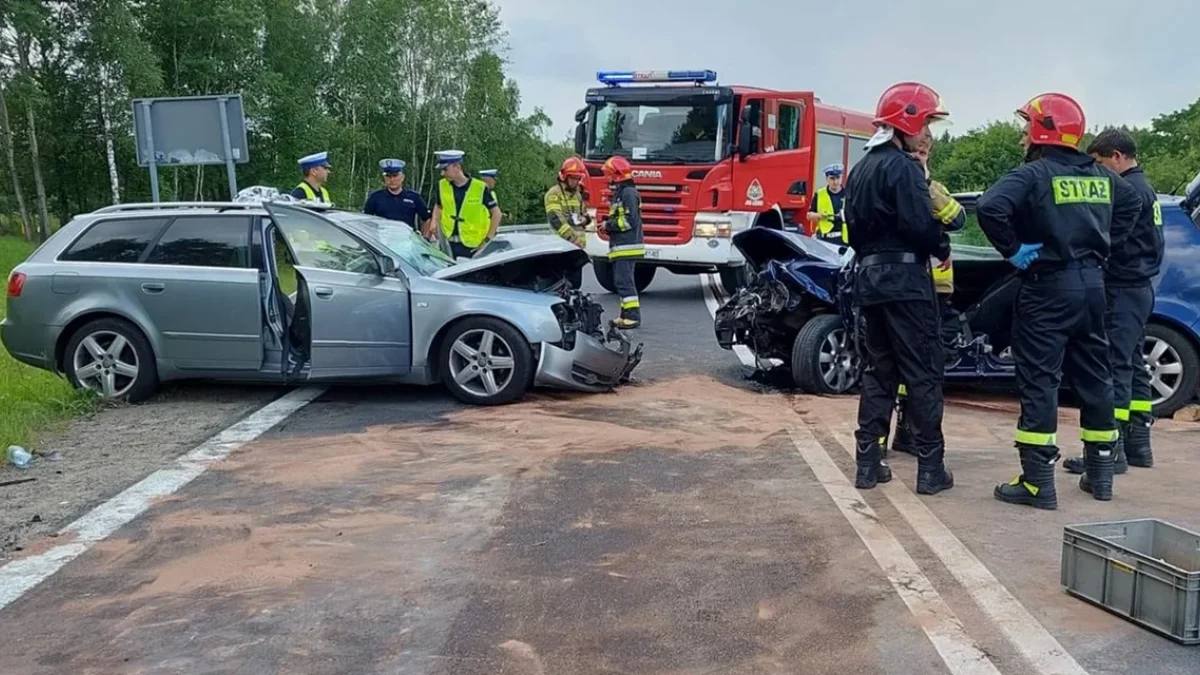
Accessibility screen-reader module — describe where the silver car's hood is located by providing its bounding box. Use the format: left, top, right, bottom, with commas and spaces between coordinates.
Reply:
431, 238, 587, 281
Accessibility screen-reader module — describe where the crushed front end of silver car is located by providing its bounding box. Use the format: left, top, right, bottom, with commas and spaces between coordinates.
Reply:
539, 288, 643, 392
431, 241, 643, 392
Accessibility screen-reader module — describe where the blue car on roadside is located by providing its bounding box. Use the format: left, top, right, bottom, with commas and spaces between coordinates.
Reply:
714, 189, 1200, 417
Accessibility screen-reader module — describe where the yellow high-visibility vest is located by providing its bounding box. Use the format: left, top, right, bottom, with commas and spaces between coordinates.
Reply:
439, 178, 491, 248
814, 187, 847, 243
295, 182, 331, 203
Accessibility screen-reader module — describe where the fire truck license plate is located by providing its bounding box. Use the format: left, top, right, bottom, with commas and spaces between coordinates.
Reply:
643, 249, 660, 259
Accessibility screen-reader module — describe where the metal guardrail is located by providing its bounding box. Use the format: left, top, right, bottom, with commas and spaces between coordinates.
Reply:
497, 222, 555, 234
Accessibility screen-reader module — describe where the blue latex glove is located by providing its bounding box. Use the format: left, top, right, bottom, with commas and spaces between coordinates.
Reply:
1007, 243, 1044, 270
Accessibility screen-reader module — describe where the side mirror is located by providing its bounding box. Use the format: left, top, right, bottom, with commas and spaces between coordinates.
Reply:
574, 123, 587, 156
574, 108, 589, 156
378, 255, 397, 276
737, 121, 753, 161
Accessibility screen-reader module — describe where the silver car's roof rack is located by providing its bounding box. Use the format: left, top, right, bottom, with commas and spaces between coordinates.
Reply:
91, 201, 338, 214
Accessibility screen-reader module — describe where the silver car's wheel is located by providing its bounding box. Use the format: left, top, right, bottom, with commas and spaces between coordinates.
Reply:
449, 328, 516, 398
440, 317, 533, 406
72, 330, 140, 398
63, 317, 159, 402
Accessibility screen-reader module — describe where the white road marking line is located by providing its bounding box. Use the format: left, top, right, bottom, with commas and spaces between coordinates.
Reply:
699, 273, 757, 368
822, 425, 1090, 675
787, 425, 1003, 675
0, 386, 325, 612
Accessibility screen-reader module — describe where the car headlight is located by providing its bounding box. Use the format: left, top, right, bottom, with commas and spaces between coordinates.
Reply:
694, 213, 733, 238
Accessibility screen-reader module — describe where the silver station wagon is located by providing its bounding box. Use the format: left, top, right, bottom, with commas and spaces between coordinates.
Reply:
2, 200, 642, 405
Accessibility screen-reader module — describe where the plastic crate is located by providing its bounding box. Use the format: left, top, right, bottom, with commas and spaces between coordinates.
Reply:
1061, 519, 1200, 645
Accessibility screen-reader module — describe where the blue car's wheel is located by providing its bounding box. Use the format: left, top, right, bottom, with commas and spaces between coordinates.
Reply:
1144, 323, 1199, 418
792, 313, 861, 395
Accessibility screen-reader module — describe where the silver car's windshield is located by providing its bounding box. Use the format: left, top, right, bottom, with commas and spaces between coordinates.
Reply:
338, 216, 455, 276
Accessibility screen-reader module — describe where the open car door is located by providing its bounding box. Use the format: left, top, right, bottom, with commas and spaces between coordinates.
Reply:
263, 202, 413, 380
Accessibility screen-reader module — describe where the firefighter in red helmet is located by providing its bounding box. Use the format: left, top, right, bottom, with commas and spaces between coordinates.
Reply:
977, 93, 1141, 509
844, 82, 955, 495
545, 156, 591, 249
602, 155, 645, 328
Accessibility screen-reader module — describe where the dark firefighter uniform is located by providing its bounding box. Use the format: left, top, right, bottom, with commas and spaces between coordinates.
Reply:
1064, 164, 1164, 476
977, 93, 1141, 509
848, 81, 955, 496
602, 156, 645, 328
890, 178, 966, 458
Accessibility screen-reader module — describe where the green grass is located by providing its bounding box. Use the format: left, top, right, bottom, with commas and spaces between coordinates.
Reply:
1, 236, 96, 452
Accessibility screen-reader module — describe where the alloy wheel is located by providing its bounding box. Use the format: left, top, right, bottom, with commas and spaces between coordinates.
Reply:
448, 328, 516, 398
72, 330, 139, 398
818, 327, 860, 393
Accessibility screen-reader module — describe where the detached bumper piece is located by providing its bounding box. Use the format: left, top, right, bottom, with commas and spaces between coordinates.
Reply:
535, 327, 643, 393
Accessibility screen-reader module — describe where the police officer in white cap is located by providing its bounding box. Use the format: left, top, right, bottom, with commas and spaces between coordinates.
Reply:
428, 150, 500, 259
363, 158, 431, 230
478, 169, 499, 191
477, 169, 511, 221
292, 151, 333, 203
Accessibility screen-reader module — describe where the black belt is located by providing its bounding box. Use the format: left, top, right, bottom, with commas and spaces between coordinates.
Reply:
858, 252, 920, 267
1026, 257, 1101, 272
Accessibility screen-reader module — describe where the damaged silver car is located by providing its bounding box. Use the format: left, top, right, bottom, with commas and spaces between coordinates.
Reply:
2, 201, 642, 406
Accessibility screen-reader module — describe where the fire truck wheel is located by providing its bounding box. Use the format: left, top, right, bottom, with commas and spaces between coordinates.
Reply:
592, 258, 618, 294
718, 264, 749, 296
634, 265, 657, 292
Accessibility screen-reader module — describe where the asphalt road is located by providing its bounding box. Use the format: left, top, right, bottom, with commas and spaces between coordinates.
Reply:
2, 267, 1199, 675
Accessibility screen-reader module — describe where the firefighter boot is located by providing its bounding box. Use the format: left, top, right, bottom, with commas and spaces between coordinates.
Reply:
854, 438, 893, 490
890, 394, 917, 457
1125, 412, 1154, 468
1078, 441, 1116, 501
611, 308, 641, 330
994, 444, 1059, 510
1063, 424, 1127, 476
915, 444, 954, 495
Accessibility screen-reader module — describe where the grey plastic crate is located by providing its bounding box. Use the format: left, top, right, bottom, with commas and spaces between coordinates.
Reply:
1062, 518, 1200, 645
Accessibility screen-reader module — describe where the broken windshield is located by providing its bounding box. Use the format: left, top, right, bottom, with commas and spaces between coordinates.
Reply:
587, 101, 731, 163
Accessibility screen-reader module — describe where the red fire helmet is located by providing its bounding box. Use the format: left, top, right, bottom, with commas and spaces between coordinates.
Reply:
602, 155, 633, 182
872, 82, 949, 136
1016, 93, 1086, 150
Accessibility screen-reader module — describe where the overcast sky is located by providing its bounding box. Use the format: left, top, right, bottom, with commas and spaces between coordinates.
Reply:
493, 0, 1196, 142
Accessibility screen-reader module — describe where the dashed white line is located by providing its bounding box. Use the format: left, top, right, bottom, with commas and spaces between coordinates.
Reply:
0, 386, 324, 611
699, 273, 1089, 675
787, 425, 1003, 675
821, 425, 1090, 675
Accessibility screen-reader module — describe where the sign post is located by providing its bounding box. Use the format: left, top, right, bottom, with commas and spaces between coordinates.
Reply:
132, 94, 250, 201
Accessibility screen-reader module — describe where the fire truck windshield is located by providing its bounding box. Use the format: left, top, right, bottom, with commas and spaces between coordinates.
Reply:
587, 101, 731, 164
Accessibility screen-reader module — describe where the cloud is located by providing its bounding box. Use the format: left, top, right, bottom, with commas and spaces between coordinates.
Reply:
493, 0, 1198, 137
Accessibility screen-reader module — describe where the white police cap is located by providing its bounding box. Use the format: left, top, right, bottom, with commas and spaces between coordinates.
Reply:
478, 169, 499, 178
434, 149, 465, 167
299, 151, 331, 170
380, 158, 406, 173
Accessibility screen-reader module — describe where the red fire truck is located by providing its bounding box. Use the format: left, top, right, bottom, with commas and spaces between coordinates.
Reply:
573, 69, 876, 295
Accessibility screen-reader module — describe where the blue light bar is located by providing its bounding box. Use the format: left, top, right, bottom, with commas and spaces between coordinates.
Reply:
596, 70, 718, 86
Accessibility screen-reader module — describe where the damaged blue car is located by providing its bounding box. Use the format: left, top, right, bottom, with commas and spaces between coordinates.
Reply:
714, 191, 1200, 417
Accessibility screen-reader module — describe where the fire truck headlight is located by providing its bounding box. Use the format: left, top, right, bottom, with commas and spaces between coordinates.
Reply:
694, 213, 733, 238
